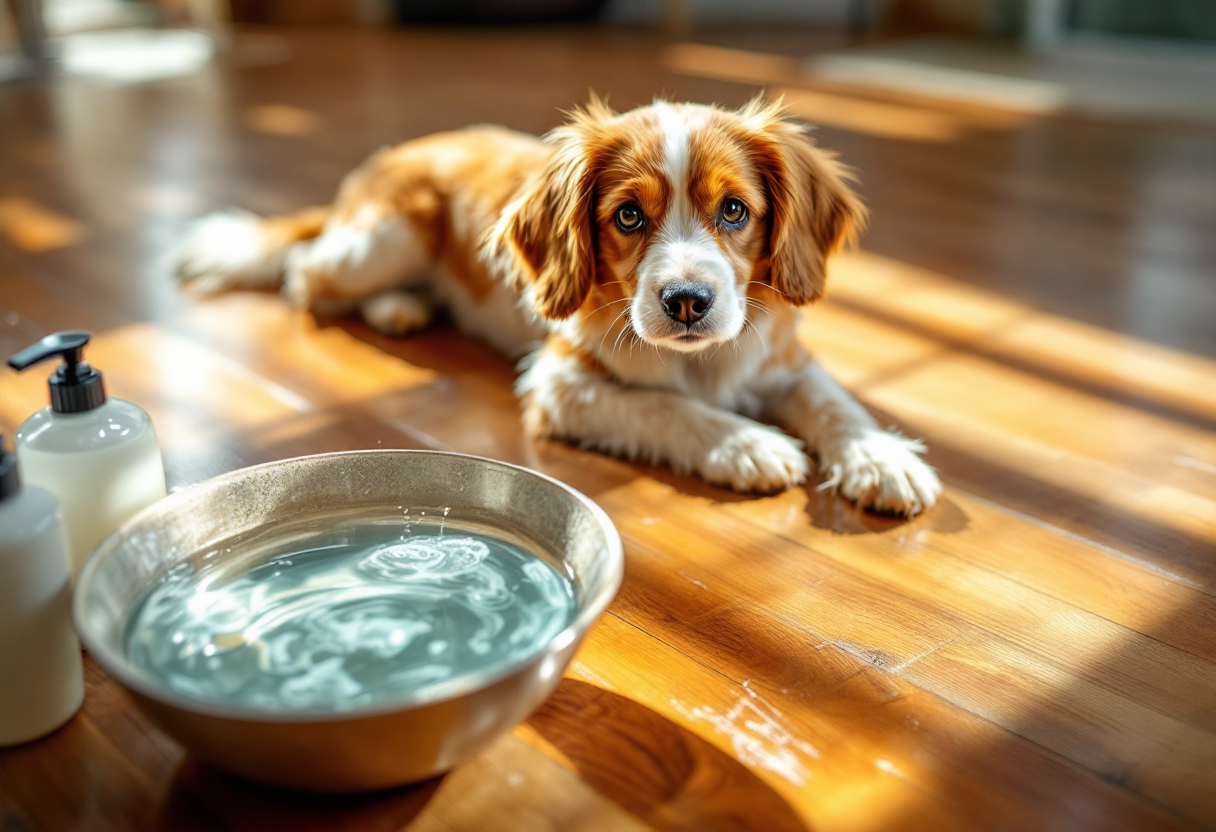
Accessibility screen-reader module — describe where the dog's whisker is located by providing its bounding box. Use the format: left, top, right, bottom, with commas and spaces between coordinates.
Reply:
743, 318, 762, 345
731, 319, 760, 357
655, 342, 667, 365
744, 298, 775, 320
611, 317, 633, 360
599, 308, 631, 355
588, 297, 632, 316
744, 280, 779, 290
626, 327, 641, 360
744, 280, 789, 301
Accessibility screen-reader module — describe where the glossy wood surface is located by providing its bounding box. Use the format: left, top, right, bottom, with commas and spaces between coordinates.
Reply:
1, 25, 1215, 832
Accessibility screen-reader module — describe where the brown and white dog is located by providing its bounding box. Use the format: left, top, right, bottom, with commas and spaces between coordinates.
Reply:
175, 98, 941, 515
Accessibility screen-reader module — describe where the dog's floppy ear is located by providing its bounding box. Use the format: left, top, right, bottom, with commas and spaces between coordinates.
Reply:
745, 100, 867, 305
484, 99, 615, 320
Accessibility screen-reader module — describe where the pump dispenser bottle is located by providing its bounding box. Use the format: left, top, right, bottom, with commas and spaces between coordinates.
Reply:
0, 433, 84, 745
8, 331, 167, 576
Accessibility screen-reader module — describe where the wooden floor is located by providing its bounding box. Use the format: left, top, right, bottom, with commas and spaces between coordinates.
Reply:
2, 25, 1216, 832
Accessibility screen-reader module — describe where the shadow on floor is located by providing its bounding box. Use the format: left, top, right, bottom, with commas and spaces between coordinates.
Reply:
156, 760, 444, 832
526, 679, 811, 832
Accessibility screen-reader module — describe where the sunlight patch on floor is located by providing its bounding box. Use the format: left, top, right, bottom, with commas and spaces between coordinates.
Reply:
810, 36, 1216, 126
665, 42, 1033, 142
179, 295, 441, 404
818, 250, 1216, 419
807, 54, 1065, 114
0, 197, 88, 252
243, 105, 320, 137
775, 87, 966, 142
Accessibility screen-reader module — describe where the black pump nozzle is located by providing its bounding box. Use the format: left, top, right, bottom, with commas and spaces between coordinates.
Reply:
7, 331, 107, 414
0, 433, 19, 502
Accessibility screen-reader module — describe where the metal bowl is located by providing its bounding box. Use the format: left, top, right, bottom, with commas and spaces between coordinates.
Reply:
74, 450, 622, 792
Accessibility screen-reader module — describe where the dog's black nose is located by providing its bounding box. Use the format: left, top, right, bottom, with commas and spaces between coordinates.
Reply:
661, 281, 714, 324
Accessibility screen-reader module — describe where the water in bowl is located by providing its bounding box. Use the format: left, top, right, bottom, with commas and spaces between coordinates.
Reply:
125, 520, 577, 712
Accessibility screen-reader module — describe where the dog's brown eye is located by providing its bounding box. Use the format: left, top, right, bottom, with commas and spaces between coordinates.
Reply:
615, 203, 644, 232
721, 198, 748, 227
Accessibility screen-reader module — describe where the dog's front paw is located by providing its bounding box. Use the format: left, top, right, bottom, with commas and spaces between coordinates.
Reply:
700, 425, 809, 494
818, 430, 941, 516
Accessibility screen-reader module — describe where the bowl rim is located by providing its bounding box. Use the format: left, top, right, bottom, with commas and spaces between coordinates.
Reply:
74, 449, 624, 723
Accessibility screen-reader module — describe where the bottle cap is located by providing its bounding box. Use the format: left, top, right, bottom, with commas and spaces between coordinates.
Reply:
0, 433, 19, 502
7, 331, 107, 414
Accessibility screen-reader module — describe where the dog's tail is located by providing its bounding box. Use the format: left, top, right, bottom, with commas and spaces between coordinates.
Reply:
172, 205, 330, 295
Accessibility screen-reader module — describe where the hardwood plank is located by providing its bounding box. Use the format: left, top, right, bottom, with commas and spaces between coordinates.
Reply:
898, 491, 1216, 666
901, 633, 1216, 825
404, 736, 652, 832
723, 487, 1216, 729
522, 678, 808, 832
0, 703, 163, 832
856, 350, 1216, 494
604, 483, 1216, 823
842, 135, 1216, 360
569, 612, 1190, 832
861, 381, 1216, 587
178, 296, 443, 405
569, 615, 963, 832
599, 547, 1194, 832
0, 196, 89, 252
823, 251, 1216, 426
0, 269, 130, 352
799, 290, 1216, 585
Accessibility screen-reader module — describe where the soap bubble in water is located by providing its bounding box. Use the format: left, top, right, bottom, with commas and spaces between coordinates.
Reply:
360, 536, 490, 580
279, 657, 363, 709
305, 601, 432, 660
386, 663, 453, 688
523, 560, 571, 610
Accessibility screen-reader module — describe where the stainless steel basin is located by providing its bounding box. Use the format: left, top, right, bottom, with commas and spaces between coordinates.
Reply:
73, 450, 622, 792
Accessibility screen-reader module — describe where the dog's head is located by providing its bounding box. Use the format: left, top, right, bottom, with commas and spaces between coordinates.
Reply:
487, 97, 866, 353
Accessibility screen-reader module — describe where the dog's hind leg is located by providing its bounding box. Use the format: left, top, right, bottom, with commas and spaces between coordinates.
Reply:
359, 290, 435, 337
173, 206, 330, 295
283, 207, 431, 311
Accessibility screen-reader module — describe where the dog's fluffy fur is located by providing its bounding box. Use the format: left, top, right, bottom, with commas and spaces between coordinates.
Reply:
175, 98, 941, 515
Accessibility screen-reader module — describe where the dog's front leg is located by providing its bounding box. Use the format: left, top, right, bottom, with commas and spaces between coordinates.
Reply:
767, 362, 941, 516
521, 350, 808, 493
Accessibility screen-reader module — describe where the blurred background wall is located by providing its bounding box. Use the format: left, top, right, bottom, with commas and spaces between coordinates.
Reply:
5, 0, 1216, 43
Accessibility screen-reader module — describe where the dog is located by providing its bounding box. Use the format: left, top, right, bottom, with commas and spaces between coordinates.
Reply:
174, 97, 941, 516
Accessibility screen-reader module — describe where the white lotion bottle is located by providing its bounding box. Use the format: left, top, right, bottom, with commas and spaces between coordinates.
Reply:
0, 432, 84, 745
8, 331, 167, 576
